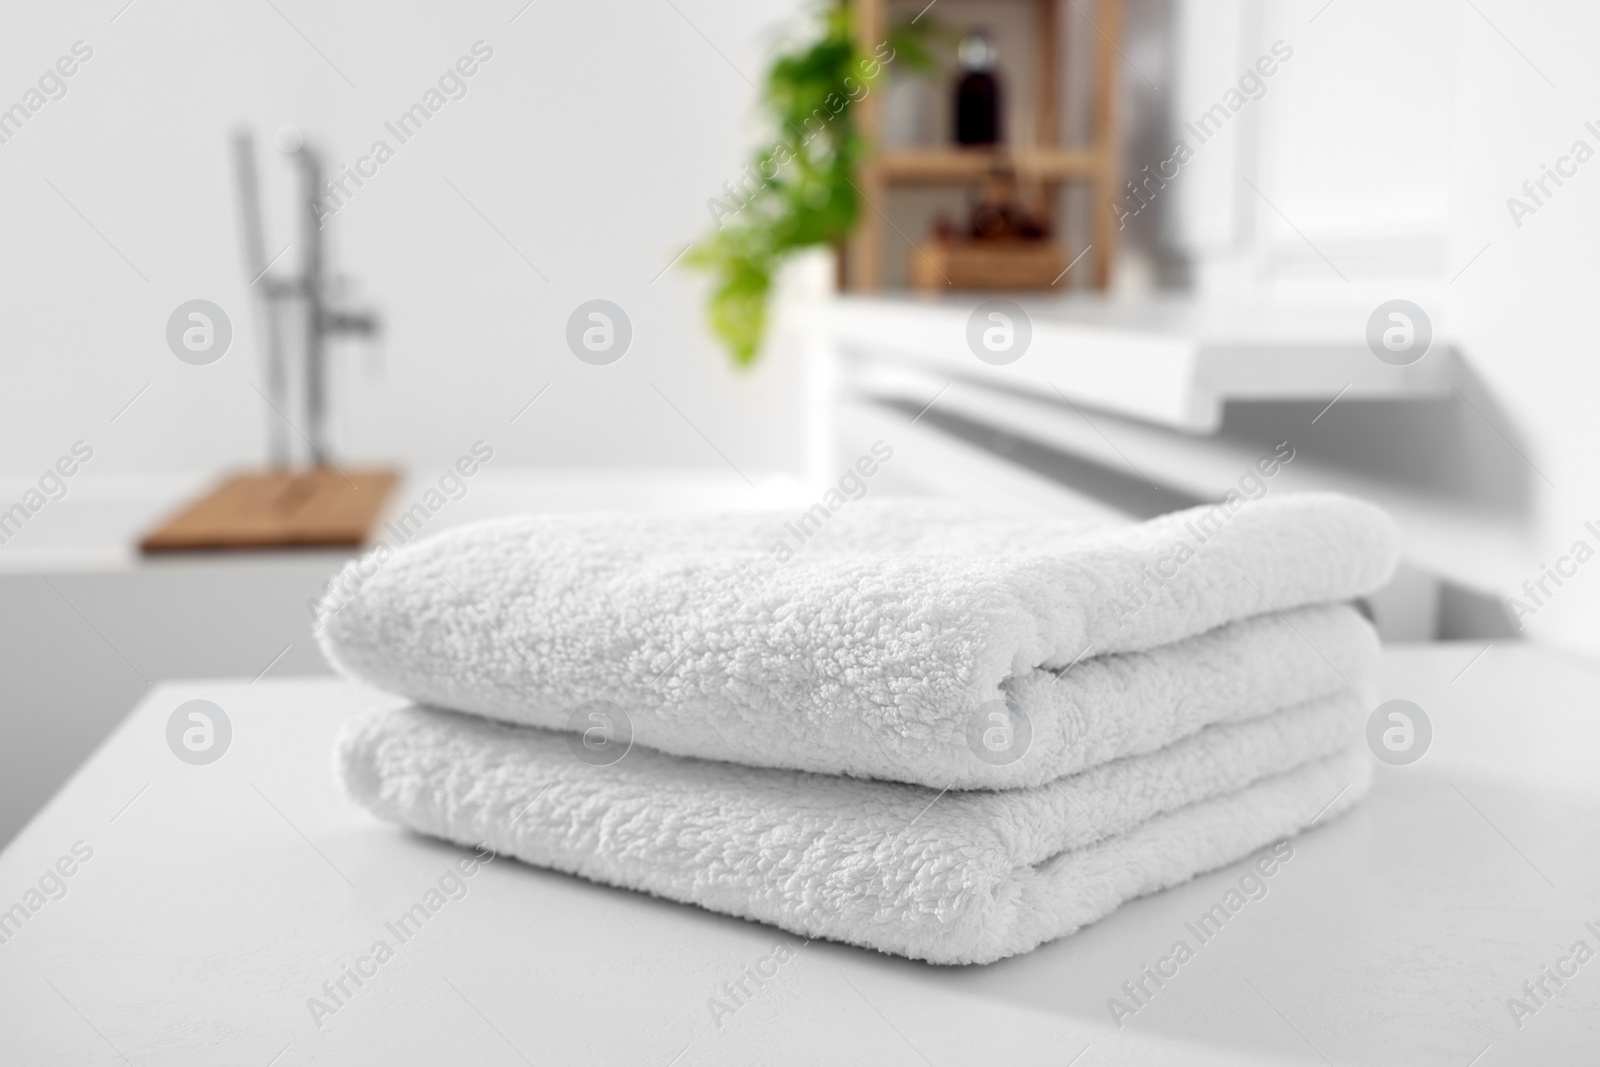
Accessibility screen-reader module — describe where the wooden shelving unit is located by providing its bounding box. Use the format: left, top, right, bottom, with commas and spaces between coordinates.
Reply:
846, 0, 1123, 291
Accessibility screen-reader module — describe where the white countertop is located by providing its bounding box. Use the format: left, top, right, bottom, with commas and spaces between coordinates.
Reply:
834, 294, 1458, 434
2, 643, 1597, 1065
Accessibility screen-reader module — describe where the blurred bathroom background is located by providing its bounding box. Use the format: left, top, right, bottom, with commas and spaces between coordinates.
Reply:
2, 0, 1597, 844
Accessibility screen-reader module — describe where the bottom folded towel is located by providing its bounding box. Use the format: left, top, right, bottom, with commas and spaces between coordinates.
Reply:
337, 694, 1371, 965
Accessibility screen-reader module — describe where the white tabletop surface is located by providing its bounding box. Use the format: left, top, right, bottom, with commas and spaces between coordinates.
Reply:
2, 642, 1598, 1066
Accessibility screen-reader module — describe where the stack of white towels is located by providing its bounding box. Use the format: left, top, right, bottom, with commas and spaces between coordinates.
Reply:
320, 492, 1398, 965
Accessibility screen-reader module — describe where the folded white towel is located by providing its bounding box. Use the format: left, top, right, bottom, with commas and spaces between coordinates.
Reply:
337, 689, 1370, 964
319, 493, 1395, 789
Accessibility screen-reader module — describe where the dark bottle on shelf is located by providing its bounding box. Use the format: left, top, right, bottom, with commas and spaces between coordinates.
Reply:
954, 32, 1001, 146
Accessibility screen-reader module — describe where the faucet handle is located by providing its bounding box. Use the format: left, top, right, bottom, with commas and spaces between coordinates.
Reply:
325, 308, 380, 336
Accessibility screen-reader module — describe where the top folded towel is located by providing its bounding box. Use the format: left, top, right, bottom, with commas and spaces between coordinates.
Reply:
316, 492, 1398, 789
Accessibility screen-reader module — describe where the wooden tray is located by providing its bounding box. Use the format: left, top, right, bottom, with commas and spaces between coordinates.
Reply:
909, 239, 1071, 291
140, 467, 399, 553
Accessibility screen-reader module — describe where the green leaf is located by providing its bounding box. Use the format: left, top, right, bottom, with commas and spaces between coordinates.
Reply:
685, 3, 944, 367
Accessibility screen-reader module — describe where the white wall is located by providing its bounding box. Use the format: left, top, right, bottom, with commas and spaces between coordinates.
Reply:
1163, 0, 1600, 658
0, 0, 809, 482
1167, 0, 1458, 288
1447, 2, 1600, 656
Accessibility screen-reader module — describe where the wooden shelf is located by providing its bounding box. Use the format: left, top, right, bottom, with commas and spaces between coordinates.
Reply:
874, 148, 1103, 184
847, 0, 1122, 291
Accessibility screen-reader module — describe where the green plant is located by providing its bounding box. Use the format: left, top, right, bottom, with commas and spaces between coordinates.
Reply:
687, 5, 938, 367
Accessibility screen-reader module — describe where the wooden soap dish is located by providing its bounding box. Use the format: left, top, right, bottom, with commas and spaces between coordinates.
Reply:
140, 467, 399, 553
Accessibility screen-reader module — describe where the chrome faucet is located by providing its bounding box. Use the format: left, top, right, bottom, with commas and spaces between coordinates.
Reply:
232, 127, 379, 467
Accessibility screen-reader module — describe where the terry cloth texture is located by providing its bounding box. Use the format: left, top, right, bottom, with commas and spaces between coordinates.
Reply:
318, 493, 1396, 790
337, 691, 1370, 965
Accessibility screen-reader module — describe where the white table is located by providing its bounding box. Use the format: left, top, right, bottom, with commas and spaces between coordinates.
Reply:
2, 643, 1597, 1065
